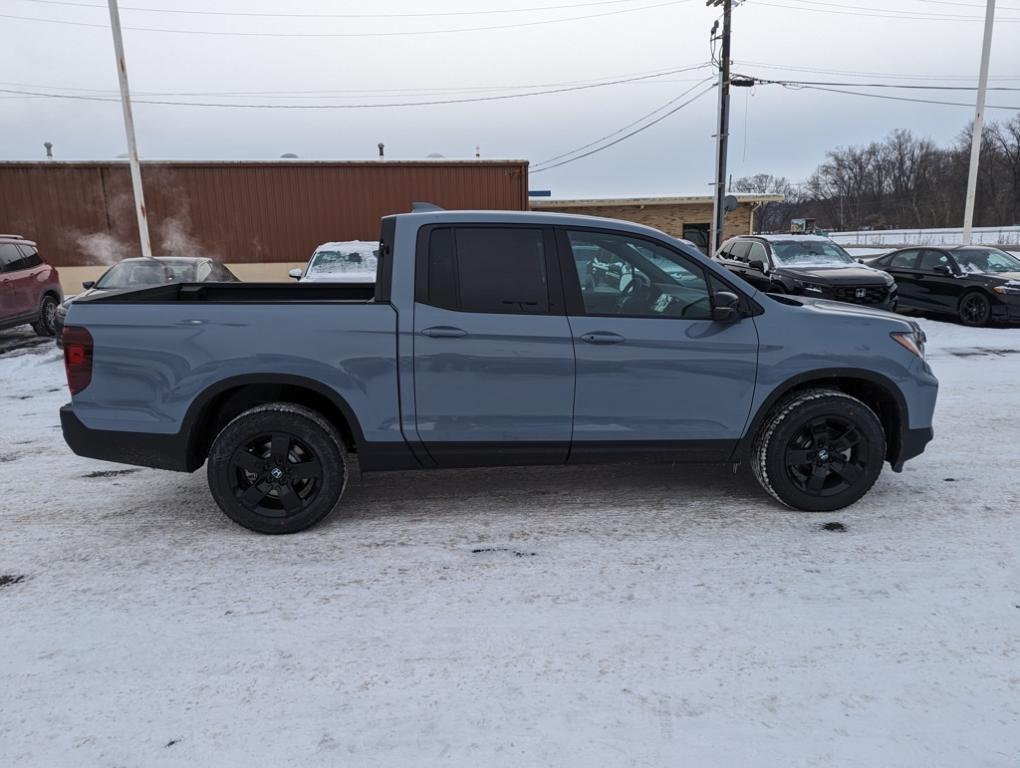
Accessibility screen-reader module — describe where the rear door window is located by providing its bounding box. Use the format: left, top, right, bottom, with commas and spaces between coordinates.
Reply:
728, 241, 751, 262
420, 227, 550, 315
0, 243, 26, 272
889, 250, 920, 269
16, 245, 42, 269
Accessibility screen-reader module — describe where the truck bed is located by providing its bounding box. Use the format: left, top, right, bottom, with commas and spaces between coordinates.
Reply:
81, 281, 378, 305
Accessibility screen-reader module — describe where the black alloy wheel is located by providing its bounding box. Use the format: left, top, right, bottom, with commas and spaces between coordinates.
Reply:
751, 389, 885, 512
207, 403, 348, 534
230, 432, 322, 517
959, 292, 991, 327
783, 416, 867, 497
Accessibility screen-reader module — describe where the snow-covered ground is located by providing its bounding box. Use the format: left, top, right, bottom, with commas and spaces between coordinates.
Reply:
1, 319, 1018, 768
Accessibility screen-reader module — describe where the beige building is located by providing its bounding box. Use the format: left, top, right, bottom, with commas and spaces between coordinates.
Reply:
530, 193, 784, 251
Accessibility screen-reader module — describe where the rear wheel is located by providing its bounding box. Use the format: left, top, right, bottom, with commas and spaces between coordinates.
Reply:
751, 389, 885, 512
32, 295, 58, 336
958, 291, 991, 327
207, 403, 348, 534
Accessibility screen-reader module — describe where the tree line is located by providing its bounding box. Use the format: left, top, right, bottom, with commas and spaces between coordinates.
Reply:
735, 113, 1020, 233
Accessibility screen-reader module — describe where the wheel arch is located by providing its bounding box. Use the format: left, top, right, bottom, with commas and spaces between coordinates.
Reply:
736, 368, 907, 466
181, 374, 366, 471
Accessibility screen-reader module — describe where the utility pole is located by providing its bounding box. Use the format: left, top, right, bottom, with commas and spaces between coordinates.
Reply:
107, 0, 152, 259
962, 0, 996, 246
708, 0, 732, 255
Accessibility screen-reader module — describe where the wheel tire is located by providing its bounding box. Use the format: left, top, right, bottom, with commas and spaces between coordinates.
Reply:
751, 389, 885, 512
31, 295, 59, 337
958, 291, 991, 327
207, 402, 348, 534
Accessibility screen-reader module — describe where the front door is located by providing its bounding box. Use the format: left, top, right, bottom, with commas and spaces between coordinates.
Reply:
915, 249, 961, 312
412, 225, 575, 466
559, 228, 759, 461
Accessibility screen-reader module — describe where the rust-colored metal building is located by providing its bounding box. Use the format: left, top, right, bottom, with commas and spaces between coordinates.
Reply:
0, 159, 529, 268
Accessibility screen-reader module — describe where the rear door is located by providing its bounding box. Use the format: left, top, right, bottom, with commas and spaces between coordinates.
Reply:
0, 243, 32, 319
412, 225, 575, 466
884, 249, 922, 307
560, 228, 758, 460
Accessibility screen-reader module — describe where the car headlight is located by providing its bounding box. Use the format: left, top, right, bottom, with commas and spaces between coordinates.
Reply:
891, 329, 925, 359
992, 281, 1020, 296
794, 280, 825, 294
883, 272, 895, 286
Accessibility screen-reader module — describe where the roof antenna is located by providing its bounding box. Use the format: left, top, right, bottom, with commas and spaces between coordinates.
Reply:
412, 202, 444, 212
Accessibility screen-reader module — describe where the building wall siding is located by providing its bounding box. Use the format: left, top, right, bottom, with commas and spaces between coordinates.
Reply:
0, 160, 528, 267
530, 202, 754, 243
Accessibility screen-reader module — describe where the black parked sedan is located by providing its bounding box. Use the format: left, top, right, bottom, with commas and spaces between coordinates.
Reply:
865, 246, 1020, 326
713, 234, 897, 310
55, 256, 238, 344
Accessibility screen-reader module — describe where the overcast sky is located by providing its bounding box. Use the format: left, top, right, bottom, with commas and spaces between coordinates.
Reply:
2, 0, 1019, 197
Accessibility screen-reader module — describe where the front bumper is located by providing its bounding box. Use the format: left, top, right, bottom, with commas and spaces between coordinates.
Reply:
60, 404, 195, 472
890, 426, 934, 472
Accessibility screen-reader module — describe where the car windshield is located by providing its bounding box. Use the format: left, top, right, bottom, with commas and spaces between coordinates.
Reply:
308, 249, 378, 275
95, 260, 195, 288
954, 248, 1020, 274
770, 240, 855, 267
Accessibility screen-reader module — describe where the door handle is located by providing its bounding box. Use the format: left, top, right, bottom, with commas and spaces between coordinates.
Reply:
580, 331, 625, 345
421, 326, 467, 338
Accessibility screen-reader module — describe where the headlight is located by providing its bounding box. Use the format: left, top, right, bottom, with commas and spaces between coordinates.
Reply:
891, 330, 925, 359
794, 280, 825, 294
992, 281, 1020, 296
883, 272, 895, 286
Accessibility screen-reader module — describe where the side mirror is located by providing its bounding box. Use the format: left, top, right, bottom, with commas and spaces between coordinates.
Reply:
288, 268, 303, 280
712, 290, 742, 323
82, 280, 95, 289
933, 265, 953, 276
748, 259, 767, 273
856, 258, 865, 264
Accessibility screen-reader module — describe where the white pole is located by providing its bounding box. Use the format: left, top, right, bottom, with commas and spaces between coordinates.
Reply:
107, 0, 153, 259
962, 0, 996, 246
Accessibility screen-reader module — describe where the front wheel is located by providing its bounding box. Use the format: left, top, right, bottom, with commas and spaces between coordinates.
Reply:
958, 291, 991, 327
32, 295, 58, 336
207, 403, 348, 534
751, 389, 885, 512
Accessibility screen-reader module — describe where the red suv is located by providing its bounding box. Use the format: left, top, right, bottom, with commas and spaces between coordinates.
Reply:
0, 234, 63, 336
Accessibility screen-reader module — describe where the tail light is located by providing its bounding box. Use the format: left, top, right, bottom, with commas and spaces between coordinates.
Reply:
63, 326, 93, 395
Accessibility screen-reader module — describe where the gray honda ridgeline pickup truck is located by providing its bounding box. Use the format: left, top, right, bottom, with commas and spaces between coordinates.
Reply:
60, 210, 937, 533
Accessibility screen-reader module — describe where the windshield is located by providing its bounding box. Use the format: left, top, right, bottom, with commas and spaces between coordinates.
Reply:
954, 248, 1020, 274
770, 240, 855, 267
308, 249, 378, 275
95, 260, 194, 288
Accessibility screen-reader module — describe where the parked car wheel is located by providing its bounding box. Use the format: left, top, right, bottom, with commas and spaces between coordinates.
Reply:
31, 294, 59, 337
751, 389, 885, 512
207, 402, 348, 534
958, 291, 991, 327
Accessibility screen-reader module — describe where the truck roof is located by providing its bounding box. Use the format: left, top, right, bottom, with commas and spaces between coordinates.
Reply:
398, 209, 694, 244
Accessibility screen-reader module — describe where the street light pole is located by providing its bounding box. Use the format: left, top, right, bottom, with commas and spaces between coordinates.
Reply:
107, 0, 152, 259
709, 0, 732, 256
961, 0, 996, 246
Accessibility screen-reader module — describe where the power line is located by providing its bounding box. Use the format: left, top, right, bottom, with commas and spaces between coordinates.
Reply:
0, 63, 711, 99
0, 66, 711, 108
750, 0, 1020, 20
533, 76, 716, 166
734, 60, 1020, 81
12, 0, 655, 18
745, 77, 1020, 92
0, 1, 691, 37
766, 81, 1020, 110
771, 0, 1018, 17
531, 83, 716, 173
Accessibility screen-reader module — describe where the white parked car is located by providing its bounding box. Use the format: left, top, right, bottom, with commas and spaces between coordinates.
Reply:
289, 241, 379, 283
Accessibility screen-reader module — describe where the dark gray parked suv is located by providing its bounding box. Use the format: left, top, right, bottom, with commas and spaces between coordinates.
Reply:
714, 234, 897, 310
